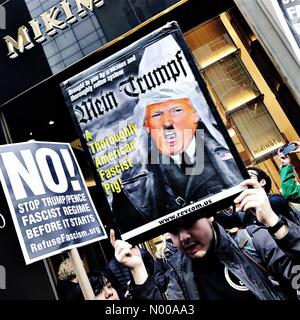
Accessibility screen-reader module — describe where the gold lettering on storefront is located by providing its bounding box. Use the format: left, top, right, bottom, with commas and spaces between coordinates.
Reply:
2, 0, 105, 59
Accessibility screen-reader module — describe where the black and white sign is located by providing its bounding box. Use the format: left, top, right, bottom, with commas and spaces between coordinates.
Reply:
278, 0, 300, 47
61, 22, 247, 243
0, 141, 106, 264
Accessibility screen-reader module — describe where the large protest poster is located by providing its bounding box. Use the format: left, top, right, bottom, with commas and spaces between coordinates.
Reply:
61, 22, 247, 243
0, 141, 106, 265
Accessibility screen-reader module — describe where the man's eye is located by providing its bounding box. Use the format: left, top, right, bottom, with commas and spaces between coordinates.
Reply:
151, 112, 162, 118
171, 108, 183, 113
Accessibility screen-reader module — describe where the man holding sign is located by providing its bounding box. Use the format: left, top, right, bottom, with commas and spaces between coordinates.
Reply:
112, 179, 300, 300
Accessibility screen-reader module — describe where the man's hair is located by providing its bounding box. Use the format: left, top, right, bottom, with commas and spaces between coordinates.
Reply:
57, 258, 76, 281
57, 257, 88, 281
89, 270, 111, 295
247, 166, 272, 194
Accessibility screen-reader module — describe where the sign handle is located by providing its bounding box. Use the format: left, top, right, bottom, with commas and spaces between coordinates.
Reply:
69, 248, 94, 300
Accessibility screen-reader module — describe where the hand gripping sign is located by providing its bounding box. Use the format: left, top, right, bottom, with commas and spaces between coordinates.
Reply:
0, 141, 107, 264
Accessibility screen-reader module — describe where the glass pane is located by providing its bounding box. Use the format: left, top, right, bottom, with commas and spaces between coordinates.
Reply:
128, 0, 180, 22
204, 53, 260, 111
23, 0, 181, 75
185, 17, 237, 69
24, 0, 107, 74
230, 101, 285, 160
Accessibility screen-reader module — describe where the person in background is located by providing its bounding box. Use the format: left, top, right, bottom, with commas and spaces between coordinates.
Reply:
57, 258, 82, 301
278, 141, 300, 203
57, 258, 119, 301
216, 167, 295, 228
106, 247, 154, 299
111, 179, 300, 300
88, 270, 120, 300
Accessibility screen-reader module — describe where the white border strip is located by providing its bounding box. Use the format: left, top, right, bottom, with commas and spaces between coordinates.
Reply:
121, 184, 246, 240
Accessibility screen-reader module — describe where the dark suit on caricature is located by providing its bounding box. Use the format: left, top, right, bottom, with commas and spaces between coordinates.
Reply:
112, 120, 242, 234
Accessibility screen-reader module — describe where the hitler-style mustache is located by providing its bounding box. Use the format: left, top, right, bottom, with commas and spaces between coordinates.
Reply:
164, 124, 174, 130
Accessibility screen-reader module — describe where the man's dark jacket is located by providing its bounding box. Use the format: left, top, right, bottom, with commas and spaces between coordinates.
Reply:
131, 220, 300, 300
154, 241, 199, 300
113, 128, 243, 233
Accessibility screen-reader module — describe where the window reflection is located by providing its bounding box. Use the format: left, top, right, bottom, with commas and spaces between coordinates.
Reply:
24, 0, 107, 74
23, 0, 180, 74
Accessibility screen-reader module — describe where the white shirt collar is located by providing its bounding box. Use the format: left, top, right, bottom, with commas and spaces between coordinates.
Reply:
171, 137, 196, 166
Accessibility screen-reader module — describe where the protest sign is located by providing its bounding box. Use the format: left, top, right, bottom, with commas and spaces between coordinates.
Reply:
262, 0, 300, 63
0, 141, 106, 264
277, 0, 300, 48
61, 22, 247, 243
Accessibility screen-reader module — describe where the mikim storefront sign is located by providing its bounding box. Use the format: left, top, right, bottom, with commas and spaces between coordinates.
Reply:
2, 0, 105, 59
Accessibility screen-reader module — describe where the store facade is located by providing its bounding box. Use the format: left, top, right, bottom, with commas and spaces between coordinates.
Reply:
0, 0, 299, 299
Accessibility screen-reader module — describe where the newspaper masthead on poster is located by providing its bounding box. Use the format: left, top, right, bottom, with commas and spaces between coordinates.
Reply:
61, 22, 247, 243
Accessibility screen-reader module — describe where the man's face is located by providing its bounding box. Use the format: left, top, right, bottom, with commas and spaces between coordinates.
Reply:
94, 280, 119, 300
169, 218, 214, 259
144, 98, 199, 155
